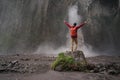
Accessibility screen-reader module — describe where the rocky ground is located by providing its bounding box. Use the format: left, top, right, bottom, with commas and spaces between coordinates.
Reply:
0, 54, 120, 80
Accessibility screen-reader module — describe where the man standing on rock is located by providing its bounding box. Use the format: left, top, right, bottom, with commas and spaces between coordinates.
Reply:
64, 20, 87, 52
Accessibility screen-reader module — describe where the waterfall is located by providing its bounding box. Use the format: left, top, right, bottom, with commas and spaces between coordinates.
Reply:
67, 4, 97, 57
0, 0, 119, 56
68, 5, 81, 24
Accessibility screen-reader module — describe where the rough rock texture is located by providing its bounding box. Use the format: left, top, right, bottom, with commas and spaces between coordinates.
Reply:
0, 60, 49, 73
0, 54, 54, 73
51, 51, 88, 71
0, 54, 120, 80
52, 51, 120, 75
65, 50, 87, 64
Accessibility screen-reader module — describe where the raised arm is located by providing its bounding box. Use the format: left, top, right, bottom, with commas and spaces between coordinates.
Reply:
76, 21, 87, 29
64, 21, 71, 28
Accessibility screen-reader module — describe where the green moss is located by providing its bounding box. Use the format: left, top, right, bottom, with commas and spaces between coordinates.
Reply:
51, 52, 87, 71
51, 52, 74, 70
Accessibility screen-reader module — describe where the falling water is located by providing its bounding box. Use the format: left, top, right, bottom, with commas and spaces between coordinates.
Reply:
67, 4, 97, 57
0, 0, 119, 56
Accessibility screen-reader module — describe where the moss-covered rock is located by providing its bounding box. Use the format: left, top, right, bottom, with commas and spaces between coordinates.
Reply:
51, 51, 88, 71
51, 52, 74, 71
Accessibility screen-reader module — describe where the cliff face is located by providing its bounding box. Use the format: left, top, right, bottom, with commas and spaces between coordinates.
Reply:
82, 0, 120, 54
0, 0, 120, 55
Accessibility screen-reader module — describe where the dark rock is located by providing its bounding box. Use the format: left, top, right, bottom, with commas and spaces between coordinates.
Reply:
1, 63, 7, 67
11, 60, 18, 64
99, 71, 107, 74
0, 69, 20, 73
55, 65, 63, 71
90, 70, 94, 73
20, 58, 30, 61
7, 60, 19, 68
93, 68, 99, 73
107, 70, 119, 75
51, 50, 88, 71
96, 64, 107, 72
86, 64, 95, 70
112, 63, 120, 70
96, 64, 103, 69
99, 67, 106, 72
65, 50, 87, 65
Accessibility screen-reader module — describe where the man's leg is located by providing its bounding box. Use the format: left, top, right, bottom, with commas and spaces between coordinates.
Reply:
71, 38, 74, 52
74, 38, 78, 51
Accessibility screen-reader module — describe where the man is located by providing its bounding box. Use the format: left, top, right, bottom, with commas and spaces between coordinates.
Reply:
64, 20, 87, 52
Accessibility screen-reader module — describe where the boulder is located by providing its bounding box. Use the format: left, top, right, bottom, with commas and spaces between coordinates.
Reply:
65, 50, 87, 65
55, 65, 63, 71
107, 69, 119, 75
51, 50, 88, 71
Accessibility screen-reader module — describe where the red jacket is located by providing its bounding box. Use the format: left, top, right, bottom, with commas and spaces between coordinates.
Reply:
64, 21, 85, 37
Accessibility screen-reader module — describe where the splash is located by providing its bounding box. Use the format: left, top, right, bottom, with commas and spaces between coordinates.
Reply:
67, 4, 97, 57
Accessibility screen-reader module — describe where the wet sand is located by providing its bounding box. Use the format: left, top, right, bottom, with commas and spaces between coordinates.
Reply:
0, 54, 120, 80
0, 70, 120, 80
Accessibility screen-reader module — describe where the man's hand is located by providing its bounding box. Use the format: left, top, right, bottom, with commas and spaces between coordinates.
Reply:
85, 19, 90, 23
84, 21, 87, 24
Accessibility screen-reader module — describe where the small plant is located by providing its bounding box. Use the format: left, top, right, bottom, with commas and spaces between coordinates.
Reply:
51, 52, 87, 71
51, 52, 75, 70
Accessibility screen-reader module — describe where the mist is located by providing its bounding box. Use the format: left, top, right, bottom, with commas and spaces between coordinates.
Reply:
34, 4, 98, 57
68, 4, 98, 57
0, 0, 119, 56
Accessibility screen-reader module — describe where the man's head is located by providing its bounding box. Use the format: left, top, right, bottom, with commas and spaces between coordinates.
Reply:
73, 23, 77, 27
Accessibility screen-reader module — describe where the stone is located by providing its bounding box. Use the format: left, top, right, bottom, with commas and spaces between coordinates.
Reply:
55, 65, 63, 71
99, 71, 107, 74
51, 50, 88, 71
90, 70, 94, 73
93, 67, 99, 73
20, 58, 30, 61
7, 60, 19, 68
65, 50, 87, 65
86, 64, 95, 70
107, 70, 119, 75
96, 63, 103, 69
